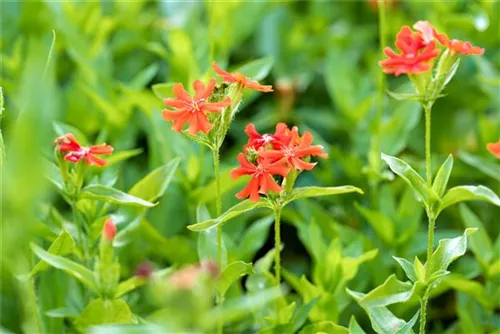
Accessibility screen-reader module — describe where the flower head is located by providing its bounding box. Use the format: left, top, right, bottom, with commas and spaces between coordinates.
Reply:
230, 154, 289, 202
103, 218, 117, 241
243, 123, 288, 151
379, 26, 440, 76
162, 79, 231, 135
54, 134, 113, 167
212, 62, 273, 92
413, 21, 485, 56
259, 126, 328, 171
487, 140, 500, 159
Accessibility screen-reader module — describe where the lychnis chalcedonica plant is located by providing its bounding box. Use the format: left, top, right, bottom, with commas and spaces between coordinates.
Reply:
348, 20, 500, 334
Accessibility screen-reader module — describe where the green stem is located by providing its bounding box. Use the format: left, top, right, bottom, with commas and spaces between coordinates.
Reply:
424, 104, 432, 186
274, 207, 282, 285
71, 202, 89, 265
426, 213, 436, 266
212, 148, 223, 334
419, 293, 428, 334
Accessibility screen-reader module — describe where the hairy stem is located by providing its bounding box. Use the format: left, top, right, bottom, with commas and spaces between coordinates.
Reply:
212, 148, 223, 334
419, 293, 428, 334
274, 207, 282, 285
425, 104, 432, 186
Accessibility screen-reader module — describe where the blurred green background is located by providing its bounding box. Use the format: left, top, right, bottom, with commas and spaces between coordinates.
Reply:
1, 1, 499, 333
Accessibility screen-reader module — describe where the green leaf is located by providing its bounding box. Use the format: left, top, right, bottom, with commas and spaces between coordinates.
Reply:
187, 200, 271, 231
74, 299, 132, 329
386, 90, 421, 102
233, 56, 274, 81
81, 184, 155, 208
459, 204, 493, 267
218, 261, 254, 297
441, 274, 492, 310
151, 83, 175, 100
438, 185, 500, 214
115, 267, 173, 298
29, 230, 75, 278
30, 243, 97, 292
284, 186, 363, 205
292, 298, 320, 332
347, 289, 415, 334
356, 203, 394, 245
432, 155, 453, 198
357, 275, 422, 308
128, 158, 180, 202
348, 316, 367, 334
459, 150, 500, 182
414, 256, 425, 282
394, 311, 419, 334
381, 153, 437, 207
45, 307, 79, 318
427, 228, 477, 276
393, 257, 417, 283
299, 321, 349, 334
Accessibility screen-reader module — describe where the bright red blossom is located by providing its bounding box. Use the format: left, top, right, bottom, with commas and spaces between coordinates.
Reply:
487, 140, 500, 159
259, 127, 328, 171
212, 62, 273, 92
379, 26, 440, 76
54, 134, 113, 167
243, 123, 289, 151
162, 79, 231, 135
414, 21, 485, 56
230, 154, 289, 202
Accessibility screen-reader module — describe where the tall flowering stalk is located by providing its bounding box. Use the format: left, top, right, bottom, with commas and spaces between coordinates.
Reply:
380, 21, 486, 333
161, 63, 273, 332
231, 123, 327, 283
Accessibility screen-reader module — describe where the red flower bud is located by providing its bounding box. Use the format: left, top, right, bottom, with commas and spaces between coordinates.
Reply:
136, 261, 154, 279
103, 218, 117, 241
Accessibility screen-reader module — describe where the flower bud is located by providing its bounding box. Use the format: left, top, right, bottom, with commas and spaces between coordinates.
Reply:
103, 218, 117, 241
136, 261, 154, 279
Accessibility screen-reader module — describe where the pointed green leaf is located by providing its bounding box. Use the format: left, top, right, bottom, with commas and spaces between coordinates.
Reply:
81, 184, 155, 208
393, 257, 417, 283
347, 289, 416, 334
414, 256, 425, 282
438, 185, 500, 214
432, 155, 453, 198
115, 267, 173, 298
348, 317, 367, 334
299, 321, 348, 334
459, 204, 493, 267
187, 200, 271, 231
358, 275, 422, 308
237, 216, 273, 262
30, 243, 97, 292
427, 228, 477, 276
29, 230, 75, 278
218, 261, 254, 297
381, 153, 437, 206
386, 90, 422, 102
292, 298, 320, 332
394, 311, 419, 334
105, 149, 143, 168
441, 274, 492, 310
74, 299, 132, 329
284, 186, 363, 205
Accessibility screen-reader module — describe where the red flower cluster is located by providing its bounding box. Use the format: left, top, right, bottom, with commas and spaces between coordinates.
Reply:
231, 123, 327, 202
380, 21, 484, 76
54, 134, 113, 167
162, 63, 273, 135
487, 140, 500, 159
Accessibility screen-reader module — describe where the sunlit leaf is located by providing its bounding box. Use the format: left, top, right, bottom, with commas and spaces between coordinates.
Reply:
218, 261, 254, 297
74, 299, 132, 329
29, 230, 75, 278
81, 184, 156, 208
432, 154, 453, 198
438, 186, 500, 214
284, 186, 363, 205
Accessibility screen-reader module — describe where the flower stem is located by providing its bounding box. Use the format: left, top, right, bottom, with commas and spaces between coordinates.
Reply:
419, 292, 428, 334
274, 207, 282, 285
424, 104, 432, 186
212, 148, 223, 334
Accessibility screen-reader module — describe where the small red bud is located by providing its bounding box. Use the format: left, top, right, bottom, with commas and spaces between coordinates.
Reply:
103, 218, 117, 241
135, 261, 154, 279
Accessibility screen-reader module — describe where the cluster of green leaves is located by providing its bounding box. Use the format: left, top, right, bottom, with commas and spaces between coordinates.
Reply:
1, 1, 499, 333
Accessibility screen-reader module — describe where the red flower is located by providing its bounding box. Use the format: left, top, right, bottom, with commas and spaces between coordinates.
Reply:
162, 79, 231, 135
103, 218, 117, 241
379, 26, 440, 76
212, 62, 273, 92
487, 140, 500, 159
54, 134, 113, 167
259, 127, 328, 171
414, 21, 485, 56
243, 123, 289, 151
230, 153, 289, 202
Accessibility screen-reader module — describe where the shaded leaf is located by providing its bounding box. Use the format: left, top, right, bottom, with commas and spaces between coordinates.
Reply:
459, 204, 493, 267
393, 257, 417, 283
233, 56, 274, 81
218, 261, 254, 297
432, 155, 453, 198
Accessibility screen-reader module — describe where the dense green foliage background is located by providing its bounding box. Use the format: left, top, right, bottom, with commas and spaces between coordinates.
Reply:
1, 1, 499, 333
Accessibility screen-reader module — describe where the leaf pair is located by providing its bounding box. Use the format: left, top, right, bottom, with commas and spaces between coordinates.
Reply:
382, 153, 500, 217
